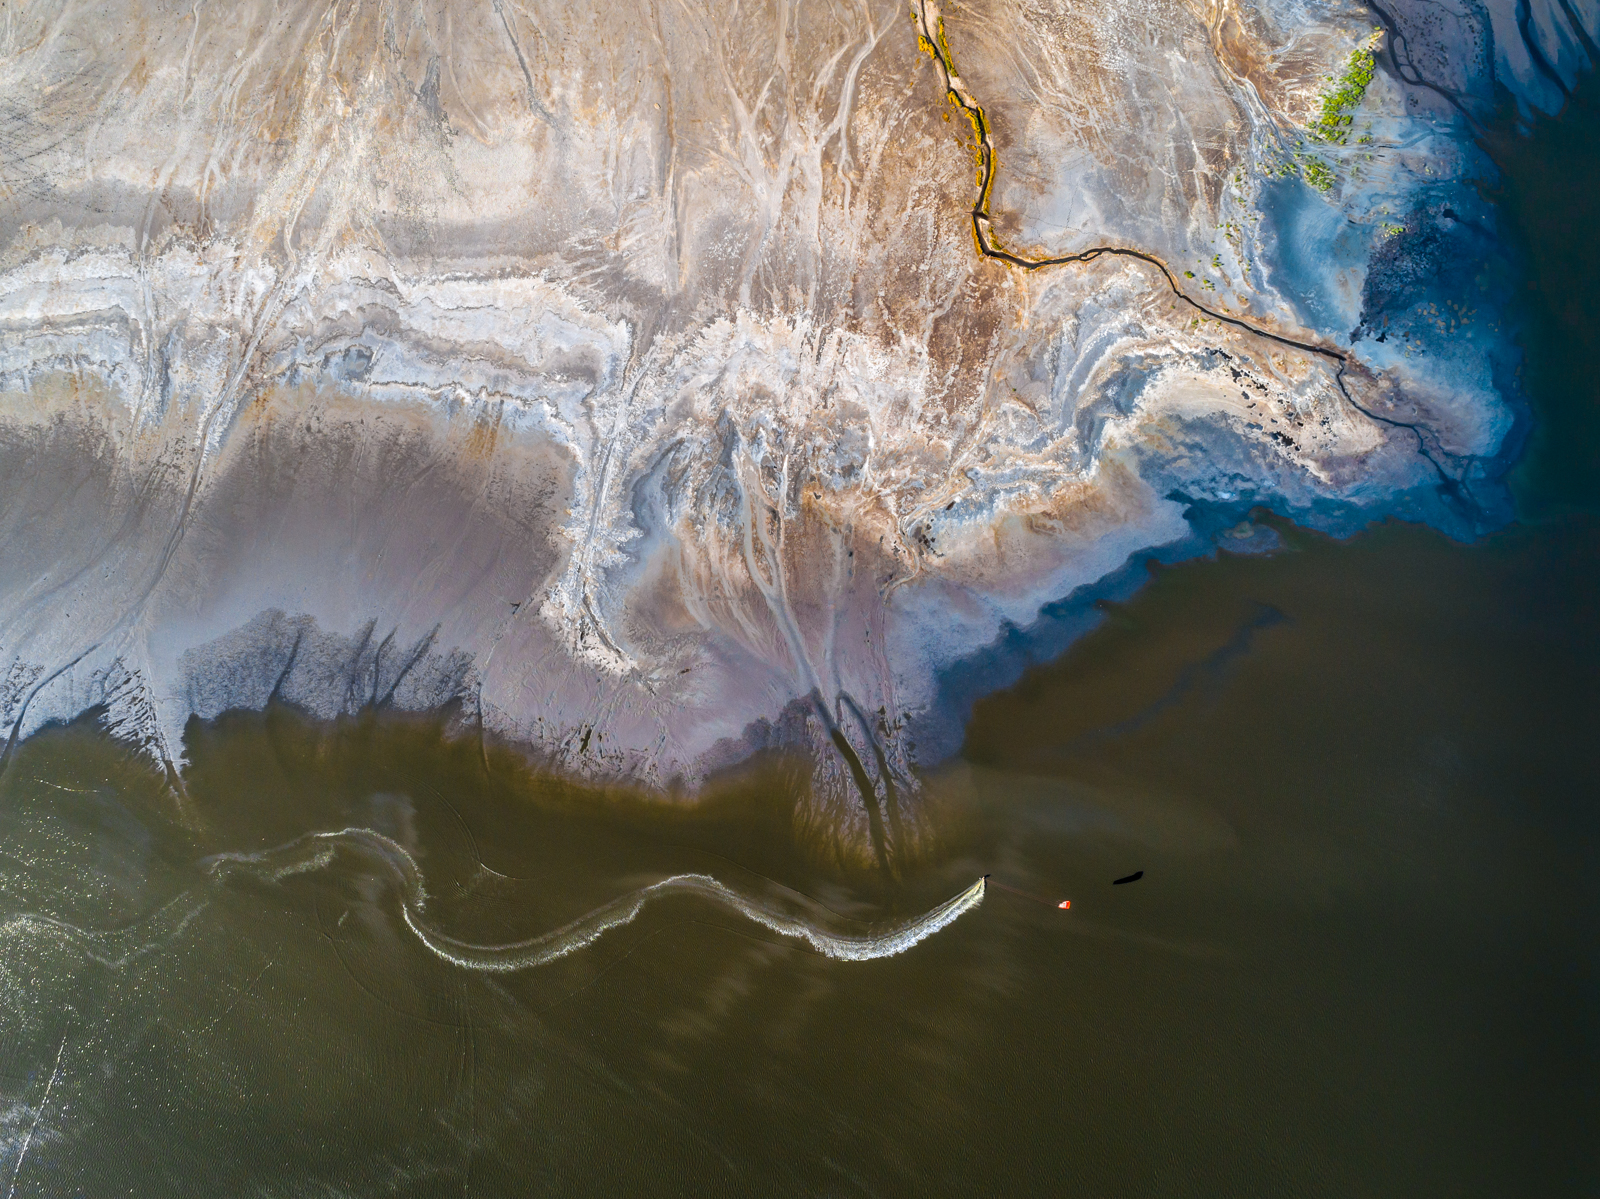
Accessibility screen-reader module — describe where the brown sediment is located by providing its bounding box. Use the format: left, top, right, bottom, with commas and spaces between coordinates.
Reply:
910, 1, 1344, 364
1200, 0, 1348, 119
909, 1, 1468, 495
0, 0, 1501, 848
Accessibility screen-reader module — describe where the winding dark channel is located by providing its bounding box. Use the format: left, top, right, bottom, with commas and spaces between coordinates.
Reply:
909, 0, 1465, 495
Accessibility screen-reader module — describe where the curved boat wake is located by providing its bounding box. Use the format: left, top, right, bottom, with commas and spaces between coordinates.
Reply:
203, 828, 986, 971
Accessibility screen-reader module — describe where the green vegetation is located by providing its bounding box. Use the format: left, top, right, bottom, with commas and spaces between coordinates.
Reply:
1310, 32, 1382, 146
1281, 30, 1384, 195
1302, 158, 1335, 192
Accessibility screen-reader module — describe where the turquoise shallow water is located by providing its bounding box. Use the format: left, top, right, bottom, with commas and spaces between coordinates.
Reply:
1, 63, 1597, 1199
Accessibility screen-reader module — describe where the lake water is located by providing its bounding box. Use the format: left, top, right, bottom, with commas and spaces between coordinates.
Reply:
1, 76, 1597, 1199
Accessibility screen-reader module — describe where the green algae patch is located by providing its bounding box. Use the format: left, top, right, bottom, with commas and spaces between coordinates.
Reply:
1310, 33, 1382, 145
1302, 157, 1335, 192
1293, 31, 1383, 193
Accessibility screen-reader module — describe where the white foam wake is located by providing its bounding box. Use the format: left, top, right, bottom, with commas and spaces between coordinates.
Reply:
0, 892, 210, 970
203, 828, 985, 971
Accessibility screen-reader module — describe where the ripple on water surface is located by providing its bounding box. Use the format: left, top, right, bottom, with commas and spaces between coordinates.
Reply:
0, 512, 1594, 1195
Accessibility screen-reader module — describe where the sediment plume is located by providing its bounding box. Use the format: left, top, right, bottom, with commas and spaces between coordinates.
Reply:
2, 0, 1581, 863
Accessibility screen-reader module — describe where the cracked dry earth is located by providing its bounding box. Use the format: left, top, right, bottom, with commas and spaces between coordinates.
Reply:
0, 0, 1544, 866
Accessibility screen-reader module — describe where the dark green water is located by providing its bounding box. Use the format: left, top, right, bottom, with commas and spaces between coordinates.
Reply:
2, 75, 1598, 1199
1481, 80, 1600, 516
1, 515, 1594, 1195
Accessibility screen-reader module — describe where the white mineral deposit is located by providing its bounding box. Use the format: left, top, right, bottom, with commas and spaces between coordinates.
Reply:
1, 0, 1582, 867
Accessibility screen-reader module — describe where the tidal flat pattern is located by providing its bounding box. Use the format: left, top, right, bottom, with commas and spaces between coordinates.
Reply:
0, 514, 1593, 1194
1, 0, 1596, 1191
0, 0, 1569, 855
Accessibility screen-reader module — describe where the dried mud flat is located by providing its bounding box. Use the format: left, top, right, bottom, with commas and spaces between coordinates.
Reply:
1, 0, 1583, 864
